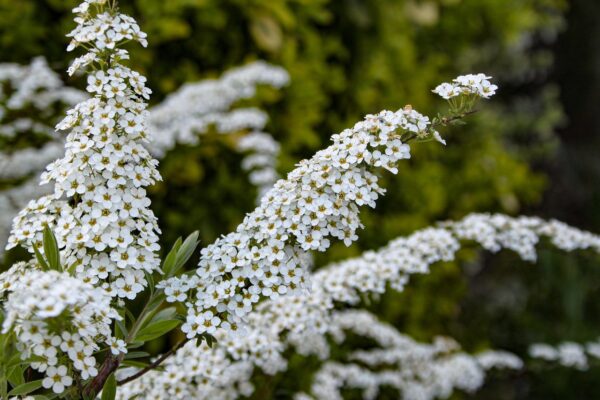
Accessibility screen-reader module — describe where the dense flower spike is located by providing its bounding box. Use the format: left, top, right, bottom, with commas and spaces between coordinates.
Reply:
236, 131, 281, 199
529, 341, 600, 370
159, 105, 444, 337
0, 58, 86, 256
146, 61, 289, 199
0, 57, 86, 140
295, 311, 522, 400
147, 61, 289, 156
6, 0, 161, 299
1, 269, 121, 392
119, 213, 600, 399
0, 59, 288, 258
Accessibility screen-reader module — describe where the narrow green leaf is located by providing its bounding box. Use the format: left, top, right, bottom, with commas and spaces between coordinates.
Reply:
7, 353, 22, 368
120, 360, 151, 369
42, 225, 61, 271
161, 237, 182, 276
150, 307, 176, 324
124, 351, 150, 360
1, 365, 7, 399
7, 364, 24, 387
26, 355, 46, 364
66, 260, 79, 276
124, 308, 136, 325
144, 271, 155, 294
205, 334, 216, 348
101, 373, 116, 400
7, 379, 43, 396
115, 320, 128, 338
33, 246, 49, 271
172, 231, 199, 275
134, 319, 181, 343
145, 293, 166, 316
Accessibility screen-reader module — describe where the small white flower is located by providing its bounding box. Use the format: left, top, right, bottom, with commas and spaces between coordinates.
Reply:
42, 365, 73, 394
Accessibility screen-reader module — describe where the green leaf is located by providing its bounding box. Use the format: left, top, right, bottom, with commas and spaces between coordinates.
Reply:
150, 307, 176, 324
115, 320, 128, 338
33, 246, 49, 271
26, 355, 47, 364
161, 237, 181, 276
124, 351, 150, 360
1, 365, 7, 399
145, 293, 166, 316
7, 379, 43, 396
134, 319, 181, 343
66, 260, 80, 276
205, 334, 216, 348
124, 308, 137, 326
144, 271, 155, 294
7, 364, 24, 386
120, 360, 151, 369
7, 353, 23, 367
42, 225, 61, 271
172, 231, 199, 275
101, 373, 116, 400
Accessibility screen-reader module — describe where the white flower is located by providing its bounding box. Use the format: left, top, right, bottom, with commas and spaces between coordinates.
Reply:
108, 337, 127, 355
42, 365, 73, 394
433, 73, 498, 100
120, 213, 600, 400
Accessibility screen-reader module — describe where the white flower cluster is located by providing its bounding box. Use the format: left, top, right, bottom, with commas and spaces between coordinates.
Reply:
0, 57, 85, 261
0, 57, 86, 139
116, 341, 255, 399
295, 311, 522, 400
147, 61, 289, 156
6, 0, 162, 299
147, 61, 289, 199
0, 59, 288, 258
118, 213, 600, 399
0, 142, 64, 180
67, 0, 148, 52
1, 269, 122, 393
159, 106, 441, 338
450, 214, 600, 261
0, 180, 52, 259
432, 73, 498, 100
529, 340, 600, 370
237, 131, 281, 199
149, 61, 289, 155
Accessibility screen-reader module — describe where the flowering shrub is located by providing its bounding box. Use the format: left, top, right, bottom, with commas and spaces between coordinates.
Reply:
0, 58, 287, 260
0, 1, 596, 399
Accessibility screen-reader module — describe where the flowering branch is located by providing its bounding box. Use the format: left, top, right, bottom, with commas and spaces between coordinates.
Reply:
156, 74, 496, 342
117, 213, 600, 399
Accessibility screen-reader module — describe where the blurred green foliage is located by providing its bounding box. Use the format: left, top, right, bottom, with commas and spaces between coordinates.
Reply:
3, 0, 599, 398
0, 0, 566, 245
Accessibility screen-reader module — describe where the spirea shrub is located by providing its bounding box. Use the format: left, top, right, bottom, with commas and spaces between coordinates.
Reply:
0, 1, 597, 399
0, 58, 288, 261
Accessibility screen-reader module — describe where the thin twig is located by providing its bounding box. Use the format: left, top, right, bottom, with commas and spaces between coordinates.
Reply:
433, 109, 478, 129
83, 353, 124, 397
117, 338, 190, 386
